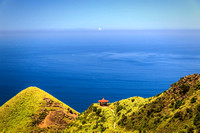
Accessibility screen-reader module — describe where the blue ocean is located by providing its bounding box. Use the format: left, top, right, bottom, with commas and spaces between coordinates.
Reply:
0, 30, 200, 112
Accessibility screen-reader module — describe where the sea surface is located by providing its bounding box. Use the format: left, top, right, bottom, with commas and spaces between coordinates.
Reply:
0, 30, 200, 112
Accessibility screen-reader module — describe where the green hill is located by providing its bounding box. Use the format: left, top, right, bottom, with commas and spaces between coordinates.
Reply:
1, 74, 200, 133
66, 74, 200, 133
0, 87, 79, 133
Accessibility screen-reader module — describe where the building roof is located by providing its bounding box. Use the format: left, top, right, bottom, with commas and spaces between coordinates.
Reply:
98, 98, 109, 103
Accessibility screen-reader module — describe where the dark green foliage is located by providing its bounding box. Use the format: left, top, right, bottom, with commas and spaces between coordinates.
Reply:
93, 122, 98, 129
96, 109, 101, 116
191, 97, 197, 103
93, 106, 97, 112
147, 109, 153, 117
175, 100, 182, 109
101, 116, 106, 122
154, 118, 161, 124
118, 114, 127, 126
99, 124, 106, 132
186, 108, 193, 119
38, 111, 47, 122
132, 99, 135, 102
82, 120, 86, 124
196, 104, 200, 112
195, 81, 200, 90
116, 105, 124, 113
174, 111, 182, 118
194, 112, 200, 126
179, 84, 190, 95
170, 101, 174, 108
174, 111, 183, 120
187, 127, 194, 133
156, 93, 161, 97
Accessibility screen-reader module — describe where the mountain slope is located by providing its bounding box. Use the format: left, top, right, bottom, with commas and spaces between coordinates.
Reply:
67, 74, 200, 133
0, 87, 79, 133
1, 74, 200, 133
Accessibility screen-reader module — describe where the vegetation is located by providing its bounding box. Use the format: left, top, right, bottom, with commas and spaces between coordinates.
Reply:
67, 73, 200, 132
0, 87, 79, 133
0, 73, 200, 132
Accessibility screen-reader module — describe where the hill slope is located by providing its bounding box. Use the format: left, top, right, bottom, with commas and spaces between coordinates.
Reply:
0, 87, 79, 133
1, 74, 200, 133
67, 74, 200, 133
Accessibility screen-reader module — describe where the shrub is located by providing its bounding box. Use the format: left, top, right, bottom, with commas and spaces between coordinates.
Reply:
82, 120, 86, 124
174, 111, 183, 120
93, 122, 98, 129
187, 127, 194, 133
118, 114, 127, 126
175, 100, 182, 109
194, 112, 200, 126
186, 108, 193, 119
195, 81, 200, 90
196, 104, 200, 112
101, 116, 106, 122
116, 105, 124, 113
99, 124, 106, 132
154, 118, 161, 124
170, 101, 174, 108
93, 106, 97, 112
156, 93, 161, 97
147, 109, 153, 117
190, 97, 197, 103
39, 111, 47, 120
96, 109, 101, 116
180, 84, 190, 95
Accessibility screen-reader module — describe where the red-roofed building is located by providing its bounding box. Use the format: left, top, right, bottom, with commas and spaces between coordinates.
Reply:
98, 98, 109, 106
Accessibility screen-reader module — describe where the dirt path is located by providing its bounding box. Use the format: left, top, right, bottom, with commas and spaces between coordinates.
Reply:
109, 108, 116, 129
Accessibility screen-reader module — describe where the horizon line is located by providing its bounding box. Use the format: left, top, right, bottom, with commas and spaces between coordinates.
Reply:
1, 28, 200, 32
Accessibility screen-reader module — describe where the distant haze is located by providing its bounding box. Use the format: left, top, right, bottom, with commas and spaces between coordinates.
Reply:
0, 0, 200, 30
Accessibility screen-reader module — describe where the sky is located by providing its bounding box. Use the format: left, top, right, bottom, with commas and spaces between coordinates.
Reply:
0, 0, 200, 30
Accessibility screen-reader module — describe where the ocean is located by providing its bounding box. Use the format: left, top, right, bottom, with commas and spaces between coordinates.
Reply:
0, 30, 200, 112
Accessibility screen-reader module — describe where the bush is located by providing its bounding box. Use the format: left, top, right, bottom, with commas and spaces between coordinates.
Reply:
190, 97, 197, 103
174, 111, 182, 118
93, 106, 97, 112
187, 127, 194, 133
82, 120, 86, 124
96, 109, 101, 116
174, 111, 183, 120
180, 84, 190, 95
175, 100, 182, 109
147, 109, 153, 117
197, 104, 200, 112
195, 81, 200, 90
39, 111, 47, 120
186, 108, 193, 119
194, 112, 200, 126
118, 114, 127, 126
170, 101, 174, 108
93, 122, 98, 129
99, 124, 106, 132
101, 116, 106, 122
116, 105, 124, 113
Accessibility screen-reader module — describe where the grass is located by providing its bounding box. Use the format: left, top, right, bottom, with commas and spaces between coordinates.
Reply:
0, 87, 79, 133
67, 74, 200, 133
1, 74, 200, 133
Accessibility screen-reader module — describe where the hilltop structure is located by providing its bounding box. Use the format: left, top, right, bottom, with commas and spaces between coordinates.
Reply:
98, 98, 109, 106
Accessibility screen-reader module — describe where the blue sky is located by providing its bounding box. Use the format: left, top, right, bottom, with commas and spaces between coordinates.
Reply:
0, 0, 200, 30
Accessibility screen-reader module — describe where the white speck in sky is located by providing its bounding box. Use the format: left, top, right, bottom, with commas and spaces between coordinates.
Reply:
98, 28, 102, 31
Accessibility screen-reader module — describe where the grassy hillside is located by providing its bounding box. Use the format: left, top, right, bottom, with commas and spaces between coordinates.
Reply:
0, 87, 79, 133
67, 74, 200, 133
1, 74, 200, 133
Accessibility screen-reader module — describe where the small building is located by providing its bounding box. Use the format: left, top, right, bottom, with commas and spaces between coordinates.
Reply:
98, 98, 109, 106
